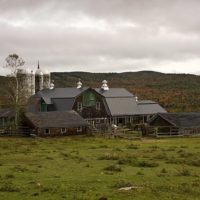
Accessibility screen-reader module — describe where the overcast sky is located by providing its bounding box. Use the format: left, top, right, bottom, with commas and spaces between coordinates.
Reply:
0, 0, 200, 75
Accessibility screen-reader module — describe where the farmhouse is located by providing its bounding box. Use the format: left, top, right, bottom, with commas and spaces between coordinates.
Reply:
147, 112, 200, 136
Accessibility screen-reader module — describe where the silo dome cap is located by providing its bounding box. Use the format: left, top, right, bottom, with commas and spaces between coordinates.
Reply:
35, 68, 43, 75
42, 68, 50, 75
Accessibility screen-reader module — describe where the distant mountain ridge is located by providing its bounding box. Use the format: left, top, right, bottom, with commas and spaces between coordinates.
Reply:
51, 71, 200, 112
1, 71, 200, 112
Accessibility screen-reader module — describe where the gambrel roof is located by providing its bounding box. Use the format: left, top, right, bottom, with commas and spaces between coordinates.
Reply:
95, 88, 134, 98
28, 87, 166, 117
36, 87, 89, 104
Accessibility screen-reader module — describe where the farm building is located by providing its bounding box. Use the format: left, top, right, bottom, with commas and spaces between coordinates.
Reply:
147, 112, 200, 136
26, 79, 166, 135
0, 108, 15, 133
137, 100, 167, 123
25, 111, 88, 136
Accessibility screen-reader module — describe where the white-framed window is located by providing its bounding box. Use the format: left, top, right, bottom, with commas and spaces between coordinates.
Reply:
44, 128, 50, 135
61, 128, 67, 134
96, 119, 101, 124
96, 102, 101, 110
77, 102, 82, 111
77, 127, 82, 132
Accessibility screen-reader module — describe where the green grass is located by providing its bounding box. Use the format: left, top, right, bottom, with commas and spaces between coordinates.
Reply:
0, 136, 200, 200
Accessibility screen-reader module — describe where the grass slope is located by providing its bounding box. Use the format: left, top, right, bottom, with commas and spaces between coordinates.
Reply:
0, 137, 200, 200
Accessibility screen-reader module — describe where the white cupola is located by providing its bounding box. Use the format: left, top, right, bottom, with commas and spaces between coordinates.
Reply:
49, 81, 55, 90
77, 79, 82, 89
101, 80, 109, 91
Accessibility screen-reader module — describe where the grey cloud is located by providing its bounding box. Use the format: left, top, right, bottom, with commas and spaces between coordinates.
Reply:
0, 0, 200, 75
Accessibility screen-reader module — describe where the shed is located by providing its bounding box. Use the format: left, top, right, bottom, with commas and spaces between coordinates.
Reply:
148, 112, 200, 136
25, 110, 89, 136
0, 108, 15, 128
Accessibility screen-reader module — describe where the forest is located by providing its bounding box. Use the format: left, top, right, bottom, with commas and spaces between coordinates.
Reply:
1, 70, 200, 112
51, 71, 200, 112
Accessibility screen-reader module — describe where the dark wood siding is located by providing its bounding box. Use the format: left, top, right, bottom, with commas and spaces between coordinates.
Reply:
37, 127, 87, 136
73, 89, 109, 118
149, 116, 174, 127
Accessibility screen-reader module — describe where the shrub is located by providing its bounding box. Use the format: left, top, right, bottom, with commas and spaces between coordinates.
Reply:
187, 158, 200, 167
113, 148, 123, 152
99, 145, 108, 148
153, 153, 168, 160
0, 182, 20, 192
160, 168, 167, 174
114, 180, 133, 188
127, 144, 139, 149
137, 160, 159, 168
13, 165, 29, 172
104, 165, 122, 172
149, 145, 159, 150
177, 166, 191, 176
60, 152, 69, 158
117, 158, 135, 165
98, 153, 120, 160
136, 171, 144, 176
5, 174, 15, 179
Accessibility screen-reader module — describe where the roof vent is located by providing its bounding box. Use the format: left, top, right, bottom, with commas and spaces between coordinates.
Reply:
101, 80, 109, 91
77, 79, 82, 89
49, 80, 54, 90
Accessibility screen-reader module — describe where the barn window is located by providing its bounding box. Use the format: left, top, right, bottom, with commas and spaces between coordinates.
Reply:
40, 101, 47, 112
83, 91, 96, 107
96, 102, 101, 110
77, 102, 82, 111
44, 128, 50, 135
96, 119, 101, 123
61, 128, 67, 134
77, 127, 82, 132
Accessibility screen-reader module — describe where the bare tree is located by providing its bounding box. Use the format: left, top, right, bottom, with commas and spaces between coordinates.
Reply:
4, 54, 25, 130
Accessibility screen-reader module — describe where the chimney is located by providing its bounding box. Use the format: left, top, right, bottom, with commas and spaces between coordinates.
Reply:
101, 80, 109, 91
77, 79, 82, 89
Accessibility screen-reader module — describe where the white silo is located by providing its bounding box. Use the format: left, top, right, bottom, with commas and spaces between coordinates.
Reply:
43, 68, 51, 89
35, 62, 44, 93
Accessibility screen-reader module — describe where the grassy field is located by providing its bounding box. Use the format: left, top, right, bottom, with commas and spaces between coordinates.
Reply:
0, 136, 200, 200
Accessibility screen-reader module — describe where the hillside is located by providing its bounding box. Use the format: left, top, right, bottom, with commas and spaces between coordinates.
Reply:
0, 71, 200, 112
51, 71, 200, 112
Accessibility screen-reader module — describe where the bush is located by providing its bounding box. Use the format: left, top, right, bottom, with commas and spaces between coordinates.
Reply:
137, 160, 159, 168
187, 158, 200, 167
127, 144, 140, 149
0, 182, 20, 192
114, 180, 133, 188
104, 165, 122, 172
5, 174, 15, 179
177, 166, 191, 176
98, 153, 120, 160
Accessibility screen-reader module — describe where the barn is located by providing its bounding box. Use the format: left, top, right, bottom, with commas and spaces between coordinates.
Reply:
147, 112, 200, 136
25, 80, 167, 135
